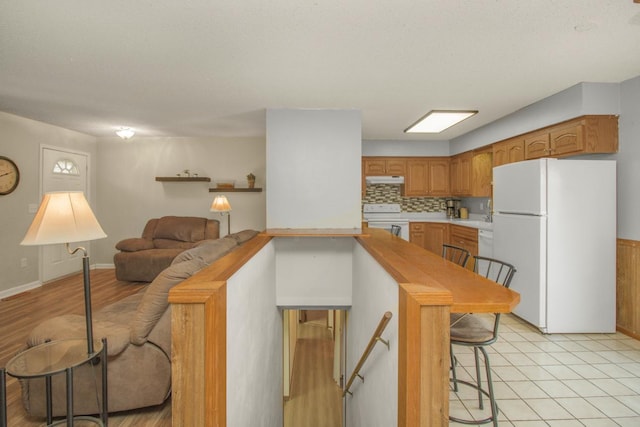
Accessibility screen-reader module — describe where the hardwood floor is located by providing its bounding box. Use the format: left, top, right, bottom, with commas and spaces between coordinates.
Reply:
284, 312, 343, 427
0, 269, 171, 426
1, 270, 343, 426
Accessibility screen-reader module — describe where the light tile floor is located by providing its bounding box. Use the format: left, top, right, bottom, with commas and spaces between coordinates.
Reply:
449, 314, 640, 426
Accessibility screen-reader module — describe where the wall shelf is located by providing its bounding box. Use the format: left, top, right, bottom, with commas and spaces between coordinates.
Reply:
209, 188, 263, 193
156, 177, 211, 182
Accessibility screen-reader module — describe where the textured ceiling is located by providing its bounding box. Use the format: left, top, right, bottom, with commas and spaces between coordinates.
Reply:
1, 0, 639, 140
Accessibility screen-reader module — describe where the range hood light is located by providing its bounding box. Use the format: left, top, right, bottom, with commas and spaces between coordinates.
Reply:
404, 110, 478, 133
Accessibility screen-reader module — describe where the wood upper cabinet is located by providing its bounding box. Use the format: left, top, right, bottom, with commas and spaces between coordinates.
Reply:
524, 131, 550, 159
410, 222, 449, 255
493, 137, 524, 167
363, 157, 406, 176
449, 224, 478, 270
471, 148, 492, 197
450, 152, 472, 197
524, 115, 618, 160
428, 159, 451, 196
405, 158, 450, 196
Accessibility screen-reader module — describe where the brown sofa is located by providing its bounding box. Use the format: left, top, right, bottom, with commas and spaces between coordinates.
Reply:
114, 216, 220, 282
19, 229, 259, 417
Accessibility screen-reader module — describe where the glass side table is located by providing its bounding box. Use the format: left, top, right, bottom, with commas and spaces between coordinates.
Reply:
3, 338, 108, 427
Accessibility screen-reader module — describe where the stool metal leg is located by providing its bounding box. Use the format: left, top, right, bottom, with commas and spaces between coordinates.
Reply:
66, 367, 74, 427
1, 368, 7, 427
101, 338, 108, 427
45, 375, 53, 425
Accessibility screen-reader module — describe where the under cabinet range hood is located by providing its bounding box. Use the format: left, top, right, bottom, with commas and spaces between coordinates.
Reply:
365, 175, 405, 185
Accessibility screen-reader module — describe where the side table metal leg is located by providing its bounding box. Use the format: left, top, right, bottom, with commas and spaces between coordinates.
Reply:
101, 338, 108, 427
45, 375, 52, 425
1, 368, 7, 427
66, 368, 74, 427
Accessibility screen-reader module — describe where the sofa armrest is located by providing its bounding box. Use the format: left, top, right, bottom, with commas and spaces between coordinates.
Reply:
116, 238, 154, 252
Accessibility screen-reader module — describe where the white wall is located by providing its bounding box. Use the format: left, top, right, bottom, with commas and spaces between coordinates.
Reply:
94, 136, 266, 264
0, 111, 97, 295
346, 243, 399, 427
275, 237, 353, 307
450, 82, 621, 154
265, 109, 362, 229
362, 139, 450, 157
226, 241, 282, 426
612, 75, 640, 240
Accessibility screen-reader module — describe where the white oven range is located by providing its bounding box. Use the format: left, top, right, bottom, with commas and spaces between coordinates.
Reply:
362, 203, 410, 241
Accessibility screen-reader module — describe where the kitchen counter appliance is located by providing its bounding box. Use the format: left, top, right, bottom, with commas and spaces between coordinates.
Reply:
493, 158, 616, 333
362, 203, 409, 241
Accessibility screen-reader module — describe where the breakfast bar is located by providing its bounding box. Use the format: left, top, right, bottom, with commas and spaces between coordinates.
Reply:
169, 227, 520, 426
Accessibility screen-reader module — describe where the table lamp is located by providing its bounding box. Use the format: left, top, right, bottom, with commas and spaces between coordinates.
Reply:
21, 191, 107, 355
210, 195, 232, 236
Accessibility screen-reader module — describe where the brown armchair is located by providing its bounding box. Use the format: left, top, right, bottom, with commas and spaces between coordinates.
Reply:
113, 216, 220, 282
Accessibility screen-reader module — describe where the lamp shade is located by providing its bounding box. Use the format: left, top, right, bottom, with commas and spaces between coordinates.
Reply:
210, 195, 232, 212
21, 191, 107, 246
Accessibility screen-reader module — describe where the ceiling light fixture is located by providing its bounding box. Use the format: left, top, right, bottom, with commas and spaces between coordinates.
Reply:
116, 127, 135, 140
404, 110, 478, 134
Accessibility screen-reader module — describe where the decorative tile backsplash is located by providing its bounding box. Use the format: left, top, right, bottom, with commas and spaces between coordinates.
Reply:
363, 184, 447, 212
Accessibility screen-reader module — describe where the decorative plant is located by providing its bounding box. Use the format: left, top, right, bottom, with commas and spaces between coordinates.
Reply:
246, 173, 256, 188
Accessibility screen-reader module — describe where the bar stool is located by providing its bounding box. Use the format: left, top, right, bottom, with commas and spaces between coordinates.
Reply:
442, 244, 471, 392
442, 244, 470, 267
449, 255, 516, 426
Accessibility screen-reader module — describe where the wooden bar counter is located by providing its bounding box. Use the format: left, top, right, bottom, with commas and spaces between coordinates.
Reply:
169, 228, 519, 427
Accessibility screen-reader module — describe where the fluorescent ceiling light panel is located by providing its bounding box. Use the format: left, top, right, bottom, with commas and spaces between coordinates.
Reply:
404, 110, 478, 133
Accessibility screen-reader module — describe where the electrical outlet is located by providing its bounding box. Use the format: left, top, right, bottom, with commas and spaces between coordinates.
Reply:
20, 258, 27, 268
480, 202, 484, 211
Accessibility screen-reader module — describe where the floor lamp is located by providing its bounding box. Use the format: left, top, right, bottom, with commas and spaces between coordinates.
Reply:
210, 195, 232, 236
21, 191, 107, 355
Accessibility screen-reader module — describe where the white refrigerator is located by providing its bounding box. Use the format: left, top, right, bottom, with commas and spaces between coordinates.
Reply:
493, 158, 616, 333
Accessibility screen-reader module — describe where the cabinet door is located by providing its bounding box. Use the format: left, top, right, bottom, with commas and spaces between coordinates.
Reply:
428, 159, 450, 196
405, 160, 429, 196
494, 138, 525, 167
363, 158, 387, 175
409, 223, 426, 248
458, 153, 472, 196
386, 159, 406, 175
424, 223, 448, 255
471, 150, 492, 197
492, 142, 509, 167
507, 139, 525, 163
449, 225, 478, 270
550, 123, 583, 156
450, 153, 472, 196
450, 157, 460, 194
524, 132, 550, 159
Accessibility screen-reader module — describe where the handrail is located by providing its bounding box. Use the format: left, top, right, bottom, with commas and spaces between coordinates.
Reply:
343, 311, 393, 397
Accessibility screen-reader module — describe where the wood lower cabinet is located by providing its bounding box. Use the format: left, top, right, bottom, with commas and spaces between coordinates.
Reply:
410, 222, 449, 255
449, 224, 478, 270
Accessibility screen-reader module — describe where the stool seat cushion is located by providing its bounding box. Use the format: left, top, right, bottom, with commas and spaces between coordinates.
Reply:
450, 314, 494, 344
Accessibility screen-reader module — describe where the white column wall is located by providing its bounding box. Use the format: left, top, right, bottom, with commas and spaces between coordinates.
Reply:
346, 243, 399, 427
275, 237, 353, 307
265, 109, 362, 229
226, 241, 282, 426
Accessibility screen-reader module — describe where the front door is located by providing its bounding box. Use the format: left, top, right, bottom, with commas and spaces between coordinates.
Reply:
41, 146, 90, 282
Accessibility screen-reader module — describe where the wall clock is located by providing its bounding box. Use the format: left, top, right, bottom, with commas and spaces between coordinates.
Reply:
0, 156, 20, 195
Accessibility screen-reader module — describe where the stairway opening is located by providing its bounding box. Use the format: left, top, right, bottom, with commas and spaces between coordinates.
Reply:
283, 309, 346, 427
